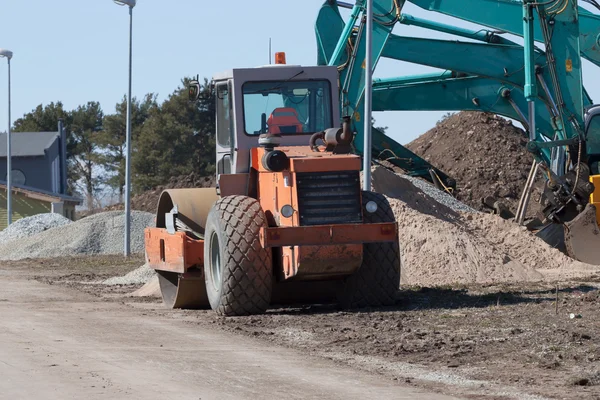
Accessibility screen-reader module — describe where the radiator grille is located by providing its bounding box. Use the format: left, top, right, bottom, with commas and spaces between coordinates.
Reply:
296, 171, 362, 226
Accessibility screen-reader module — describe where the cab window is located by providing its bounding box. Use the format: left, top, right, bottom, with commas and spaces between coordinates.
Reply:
242, 80, 332, 135
216, 83, 231, 147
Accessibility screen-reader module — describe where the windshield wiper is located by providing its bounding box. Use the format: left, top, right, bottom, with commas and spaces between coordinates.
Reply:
248, 70, 306, 95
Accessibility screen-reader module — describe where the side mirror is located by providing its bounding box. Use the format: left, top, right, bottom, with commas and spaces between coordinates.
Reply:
587, 113, 600, 135
189, 79, 201, 102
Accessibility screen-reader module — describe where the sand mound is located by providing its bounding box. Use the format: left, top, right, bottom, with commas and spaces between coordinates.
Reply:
372, 167, 598, 286
129, 276, 161, 298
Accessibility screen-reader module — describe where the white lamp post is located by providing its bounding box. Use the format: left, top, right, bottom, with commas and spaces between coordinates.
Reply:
114, 0, 136, 256
0, 49, 13, 226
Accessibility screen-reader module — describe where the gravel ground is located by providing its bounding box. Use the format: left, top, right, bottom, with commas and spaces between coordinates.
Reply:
103, 263, 155, 285
0, 211, 154, 261
0, 213, 72, 245
27, 255, 600, 400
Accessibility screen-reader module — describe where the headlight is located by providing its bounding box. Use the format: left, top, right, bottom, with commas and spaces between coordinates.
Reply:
365, 201, 378, 213
261, 150, 289, 172
281, 205, 295, 218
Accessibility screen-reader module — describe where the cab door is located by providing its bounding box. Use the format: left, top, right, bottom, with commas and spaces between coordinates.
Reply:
215, 81, 234, 175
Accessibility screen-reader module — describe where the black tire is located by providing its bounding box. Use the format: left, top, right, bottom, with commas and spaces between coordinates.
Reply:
337, 191, 401, 308
203, 195, 273, 316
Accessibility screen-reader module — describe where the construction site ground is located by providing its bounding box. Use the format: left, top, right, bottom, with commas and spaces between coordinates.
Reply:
3, 256, 600, 400
0, 256, 453, 400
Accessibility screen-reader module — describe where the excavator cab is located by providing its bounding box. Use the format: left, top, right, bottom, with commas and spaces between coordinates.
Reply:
144, 63, 401, 316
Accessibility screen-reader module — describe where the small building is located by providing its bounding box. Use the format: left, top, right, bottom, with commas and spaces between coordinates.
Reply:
0, 182, 81, 230
0, 128, 68, 194
0, 121, 80, 229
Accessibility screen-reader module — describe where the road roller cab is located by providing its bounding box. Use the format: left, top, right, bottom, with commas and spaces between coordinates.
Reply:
144, 62, 401, 316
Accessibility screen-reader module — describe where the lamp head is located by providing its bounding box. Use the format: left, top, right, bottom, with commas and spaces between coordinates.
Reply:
0, 49, 13, 60
114, 0, 136, 7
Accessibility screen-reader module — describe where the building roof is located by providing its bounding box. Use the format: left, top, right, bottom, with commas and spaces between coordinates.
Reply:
0, 131, 60, 157
0, 180, 81, 205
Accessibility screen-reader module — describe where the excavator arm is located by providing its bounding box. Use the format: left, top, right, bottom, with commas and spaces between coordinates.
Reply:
317, 0, 457, 189
316, 0, 600, 262
408, 0, 600, 68
372, 74, 553, 161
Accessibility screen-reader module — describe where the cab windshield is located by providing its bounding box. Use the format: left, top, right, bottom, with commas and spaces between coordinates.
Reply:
243, 80, 332, 135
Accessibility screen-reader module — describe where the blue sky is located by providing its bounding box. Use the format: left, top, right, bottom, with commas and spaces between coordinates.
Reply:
0, 0, 598, 145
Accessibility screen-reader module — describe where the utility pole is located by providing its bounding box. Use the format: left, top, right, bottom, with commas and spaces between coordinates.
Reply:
362, 0, 373, 191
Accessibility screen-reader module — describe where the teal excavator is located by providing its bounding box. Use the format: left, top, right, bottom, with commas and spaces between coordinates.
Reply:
314, 0, 600, 263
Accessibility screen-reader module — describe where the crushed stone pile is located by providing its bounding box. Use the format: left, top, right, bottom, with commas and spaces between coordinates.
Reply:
0, 211, 154, 261
103, 263, 155, 285
0, 213, 72, 244
400, 174, 475, 214
406, 111, 544, 216
372, 167, 597, 286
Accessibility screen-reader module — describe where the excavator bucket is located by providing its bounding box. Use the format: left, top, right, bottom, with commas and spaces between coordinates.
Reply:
564, 204, 600, 264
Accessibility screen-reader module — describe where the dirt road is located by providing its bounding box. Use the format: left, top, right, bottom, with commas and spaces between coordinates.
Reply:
0, 270, 454, 400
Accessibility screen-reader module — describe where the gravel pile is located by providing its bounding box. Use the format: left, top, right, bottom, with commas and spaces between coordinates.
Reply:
400, 174, 476, 214
365, 166, 476, 214
103, 263, 155, 285
0, 213, 72, 245
0, 211, 154, 261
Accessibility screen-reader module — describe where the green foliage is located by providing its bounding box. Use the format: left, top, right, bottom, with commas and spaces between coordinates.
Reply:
12, 77, 217, 204
69, 102, 105, 206
133, 77, 215, 192
12, 102, 71, 132
99, 94, 157, 200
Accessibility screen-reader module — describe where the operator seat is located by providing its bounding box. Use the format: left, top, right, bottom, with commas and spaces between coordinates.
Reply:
267, 107, 303, 134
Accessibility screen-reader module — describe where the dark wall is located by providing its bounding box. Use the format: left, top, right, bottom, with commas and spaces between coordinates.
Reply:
0, 151, 55, 193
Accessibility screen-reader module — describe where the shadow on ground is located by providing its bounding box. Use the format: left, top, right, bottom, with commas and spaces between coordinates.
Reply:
266, 284, 599, 315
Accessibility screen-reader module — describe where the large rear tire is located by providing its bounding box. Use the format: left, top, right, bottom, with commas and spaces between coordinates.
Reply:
337, 191, 401, 308
203, 196, 273, 316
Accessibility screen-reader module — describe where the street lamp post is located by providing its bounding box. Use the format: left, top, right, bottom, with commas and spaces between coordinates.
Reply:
362, 1, 373, 191
0, 49, 13, 226
114, 0, 136, 257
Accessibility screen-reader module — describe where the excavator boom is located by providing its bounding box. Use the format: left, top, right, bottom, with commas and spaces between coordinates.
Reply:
316, 0, 600, 263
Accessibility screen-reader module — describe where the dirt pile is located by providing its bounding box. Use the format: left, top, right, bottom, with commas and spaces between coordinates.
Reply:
371, 167, 596, 286
406, 111, 544, 216
106, 173, 216, 213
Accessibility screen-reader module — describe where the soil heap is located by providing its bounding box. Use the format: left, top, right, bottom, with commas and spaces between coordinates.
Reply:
406, 111, 544, 216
